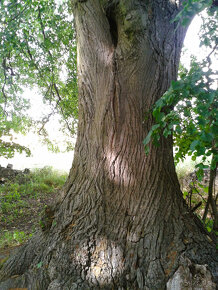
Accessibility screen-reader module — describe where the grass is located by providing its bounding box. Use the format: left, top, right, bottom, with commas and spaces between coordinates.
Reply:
0, 230, 32, 248
0, 163, 216, 248
0, 166, 67, 248
10, 166, 67, 197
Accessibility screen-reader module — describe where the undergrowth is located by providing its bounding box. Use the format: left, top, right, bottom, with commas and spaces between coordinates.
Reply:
0, 166, 67, 248
0, 165, 216, 248
176, 162, 217, 237
0, 231, 32, 248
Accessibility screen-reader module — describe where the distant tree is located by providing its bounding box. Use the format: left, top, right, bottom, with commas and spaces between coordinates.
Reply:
0, 0, 78, 156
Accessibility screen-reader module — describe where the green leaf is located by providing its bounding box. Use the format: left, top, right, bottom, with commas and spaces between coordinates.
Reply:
37, 261, 43, 268
190, 140, 199, 151
153, 110, 164, 122
183, 191, 188, 198
163, 128, 172, 138
143, 130, 152, 146
182, 17, 191, 26
203, 186, 209, 193
171, 80, 181, 89
151, 124, 160, 131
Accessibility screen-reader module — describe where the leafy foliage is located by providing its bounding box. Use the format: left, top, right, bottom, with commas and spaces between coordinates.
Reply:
145, 8, 218, 180
0, 0, 78, 156
0, 134, 31, 159
145, 60, 217, 178
144, 6, 218, 232
173, 0, 214, 26
0, 74, 31, 157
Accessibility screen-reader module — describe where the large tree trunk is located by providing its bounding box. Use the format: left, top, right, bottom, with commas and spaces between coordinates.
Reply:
0, 0, 217, 289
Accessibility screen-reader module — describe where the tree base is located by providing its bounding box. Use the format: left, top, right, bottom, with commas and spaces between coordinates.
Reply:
0, 213, 217, 290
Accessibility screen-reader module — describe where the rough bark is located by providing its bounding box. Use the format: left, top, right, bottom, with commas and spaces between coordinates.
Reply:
0, 0, 217, 289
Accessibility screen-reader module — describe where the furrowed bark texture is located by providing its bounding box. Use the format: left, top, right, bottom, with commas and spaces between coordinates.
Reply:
0, 0, 217, 289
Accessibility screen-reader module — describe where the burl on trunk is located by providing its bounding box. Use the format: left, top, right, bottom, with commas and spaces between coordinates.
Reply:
0, 0, 217, 289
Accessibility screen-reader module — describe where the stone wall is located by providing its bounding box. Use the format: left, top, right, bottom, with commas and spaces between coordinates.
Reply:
0, 164, 30, 184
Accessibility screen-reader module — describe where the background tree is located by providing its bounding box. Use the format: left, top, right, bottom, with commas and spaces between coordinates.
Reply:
0, 0, 217, 289
0, 0, 78, 156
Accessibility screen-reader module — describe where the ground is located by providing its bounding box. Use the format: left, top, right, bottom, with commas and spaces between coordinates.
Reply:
0, 165, 216, 285
0, 167, 67, 264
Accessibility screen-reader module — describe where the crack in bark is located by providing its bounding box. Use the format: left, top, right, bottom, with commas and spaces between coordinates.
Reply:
106, 10, 118, 47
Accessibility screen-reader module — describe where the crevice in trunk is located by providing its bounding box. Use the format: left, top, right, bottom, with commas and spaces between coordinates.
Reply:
106, 10, 118, 47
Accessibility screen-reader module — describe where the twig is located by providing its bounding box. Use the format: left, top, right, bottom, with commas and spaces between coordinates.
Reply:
202, 155, 217, 224
191, 201, 202, 213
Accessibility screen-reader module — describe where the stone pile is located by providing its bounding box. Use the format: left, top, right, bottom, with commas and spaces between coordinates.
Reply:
0, 164, 30, 184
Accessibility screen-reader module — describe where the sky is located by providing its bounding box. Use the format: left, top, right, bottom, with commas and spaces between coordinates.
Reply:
0, 14, 217, 172
183, 16, 202, 61
1, 89, 75, 172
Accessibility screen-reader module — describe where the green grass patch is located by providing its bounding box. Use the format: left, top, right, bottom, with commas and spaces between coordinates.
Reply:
0, 230, 32, 248
0, 166, 67, 228
13, 166, 67, 197
0, 166, 67, 198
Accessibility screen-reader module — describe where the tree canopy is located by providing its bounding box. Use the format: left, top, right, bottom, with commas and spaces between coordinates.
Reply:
0, 0, 78, 157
